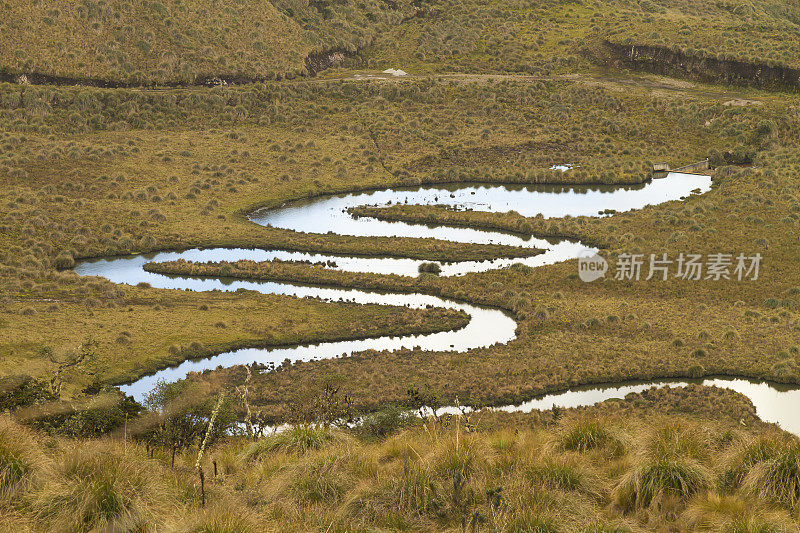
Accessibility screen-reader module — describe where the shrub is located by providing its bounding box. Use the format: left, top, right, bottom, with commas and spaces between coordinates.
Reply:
0, 375, 56, 410
355, 405, 416, 440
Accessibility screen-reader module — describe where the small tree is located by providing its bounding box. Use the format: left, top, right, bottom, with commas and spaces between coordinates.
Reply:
141, 380, 236, 466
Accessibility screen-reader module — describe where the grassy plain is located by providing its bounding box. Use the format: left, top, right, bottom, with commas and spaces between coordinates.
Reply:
4, 75, 784, 398
31, 75, 795, 417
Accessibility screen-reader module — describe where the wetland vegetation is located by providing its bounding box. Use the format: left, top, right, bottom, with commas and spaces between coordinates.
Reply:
3, 0, 800, 529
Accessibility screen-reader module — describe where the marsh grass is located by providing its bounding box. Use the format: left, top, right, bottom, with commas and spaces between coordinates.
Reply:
0, 415, 46, 501
242, 425, 349, 460
742, 441, 800, 510
614, 423, 712, 511
31, 441, 174, 531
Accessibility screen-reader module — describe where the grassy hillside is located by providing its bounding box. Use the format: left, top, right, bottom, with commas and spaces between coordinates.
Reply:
4, 386, 799, 532
0, 0, 413, 84
365, 0, 800, 77
4, 0, 800, 529
3, 0, 800, 85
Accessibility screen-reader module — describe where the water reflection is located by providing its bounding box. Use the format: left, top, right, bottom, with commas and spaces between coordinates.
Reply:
75, 173, 716, 403
438, 378, 800, 437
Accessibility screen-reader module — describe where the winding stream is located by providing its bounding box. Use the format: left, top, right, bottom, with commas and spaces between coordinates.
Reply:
75, 172, 800, 435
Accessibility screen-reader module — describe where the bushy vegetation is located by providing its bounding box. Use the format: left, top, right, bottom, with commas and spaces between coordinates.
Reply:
1, 387, 799, 531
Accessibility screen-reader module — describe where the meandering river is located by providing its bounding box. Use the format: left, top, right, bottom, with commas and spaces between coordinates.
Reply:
74, 172, 800, 435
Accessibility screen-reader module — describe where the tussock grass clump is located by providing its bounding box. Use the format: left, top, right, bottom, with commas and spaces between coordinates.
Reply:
557, 419, 624, 455
31, 442, 172, 531
242, 425, 348, 460
0, 415, 45, 500
418, 261, 442, 275
720, 435, 784, 490
615, 457, 711, 511
682, 494, 796, 532
615, 423, 712, 511
741, 441, 800, 510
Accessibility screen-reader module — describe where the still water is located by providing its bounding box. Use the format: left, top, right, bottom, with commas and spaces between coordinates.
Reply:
75, 173, 800, 435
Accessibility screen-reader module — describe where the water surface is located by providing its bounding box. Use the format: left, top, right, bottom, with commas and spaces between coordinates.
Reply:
74, 172, 800, 436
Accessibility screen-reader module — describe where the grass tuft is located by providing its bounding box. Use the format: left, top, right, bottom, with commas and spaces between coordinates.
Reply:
614, 457, 711, 511
31, 442, 171, 531
557, 419, 624, 455
242, 425, 347, 460
742, 441, 800, 510
0, 415, 45, 500
720, 435, 784, 490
